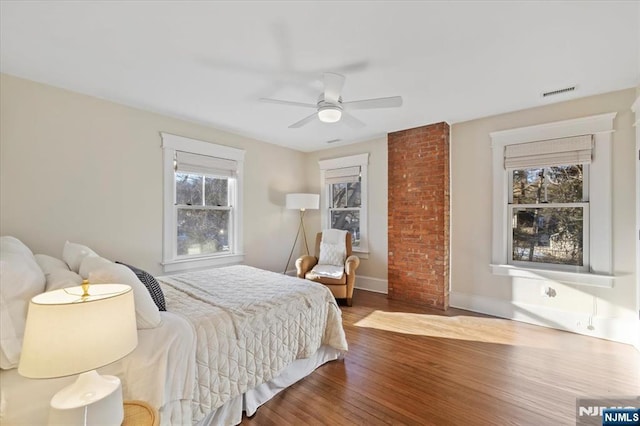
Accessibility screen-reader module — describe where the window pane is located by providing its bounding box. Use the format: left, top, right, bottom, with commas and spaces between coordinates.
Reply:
331, 182, 361, 208
512, 165, 583, 204
176, 173, 203, 206
512, 207, 583, 266
204, 177, 228, 206
331, 210, 360, 247
177, 209, 230, 256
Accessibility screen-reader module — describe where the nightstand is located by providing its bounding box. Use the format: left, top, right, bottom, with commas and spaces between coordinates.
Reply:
122, 400, 159, 426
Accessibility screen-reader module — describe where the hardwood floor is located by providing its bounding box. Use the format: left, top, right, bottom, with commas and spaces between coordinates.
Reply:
242, 289, 639, 425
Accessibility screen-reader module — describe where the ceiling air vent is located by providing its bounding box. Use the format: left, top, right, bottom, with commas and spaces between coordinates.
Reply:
326, 139, 342, 144
542, 86, 576, 98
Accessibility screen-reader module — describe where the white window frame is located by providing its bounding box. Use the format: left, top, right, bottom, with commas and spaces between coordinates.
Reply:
319, 153, 369, 257
161, 132, 245, 273
490, 113, 616, 288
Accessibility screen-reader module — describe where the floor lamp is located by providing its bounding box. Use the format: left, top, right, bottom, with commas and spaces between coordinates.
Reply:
284, 193, 319, 274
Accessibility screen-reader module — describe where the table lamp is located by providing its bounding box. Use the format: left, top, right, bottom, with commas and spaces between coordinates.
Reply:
18, 282, 138, 426
284, 193, 319, 273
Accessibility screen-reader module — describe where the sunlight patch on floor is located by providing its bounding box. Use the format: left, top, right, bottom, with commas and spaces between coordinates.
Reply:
354, 310, 553, 347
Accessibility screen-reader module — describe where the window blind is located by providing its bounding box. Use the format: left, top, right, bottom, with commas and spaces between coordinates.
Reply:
504, 135, 593, 169
175, 151, 237, 177
325, 166, 361, 184
324, 166, 360, 184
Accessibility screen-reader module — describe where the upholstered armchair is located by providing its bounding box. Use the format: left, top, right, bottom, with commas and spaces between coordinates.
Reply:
295, 231, 360, 306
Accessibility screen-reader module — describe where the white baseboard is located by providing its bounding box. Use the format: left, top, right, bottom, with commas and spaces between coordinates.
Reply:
355, 275, 388, 294
450, 291, 637, 345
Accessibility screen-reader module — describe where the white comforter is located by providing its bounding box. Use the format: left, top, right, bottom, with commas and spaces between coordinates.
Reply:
158, 265, 348, 423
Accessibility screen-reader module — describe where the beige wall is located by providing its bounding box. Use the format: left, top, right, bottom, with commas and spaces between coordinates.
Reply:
0, 74, 307, 275
451, 89, 637, 338
303, 137, 388, 281
2, 73, 636, 341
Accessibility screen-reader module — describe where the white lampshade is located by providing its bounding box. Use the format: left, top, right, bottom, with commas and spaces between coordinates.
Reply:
286, 193, 319, 210
317, 106, 342, 123
19, 284, 138, 379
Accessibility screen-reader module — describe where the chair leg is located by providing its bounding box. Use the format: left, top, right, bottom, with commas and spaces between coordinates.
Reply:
346, 297, 352, 307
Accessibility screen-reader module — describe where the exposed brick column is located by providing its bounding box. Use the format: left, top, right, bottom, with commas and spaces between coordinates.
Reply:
387, 122, 450, 310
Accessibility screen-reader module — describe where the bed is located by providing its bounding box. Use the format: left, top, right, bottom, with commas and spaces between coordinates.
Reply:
157, 265, 348, 425
0, 237, 348, 425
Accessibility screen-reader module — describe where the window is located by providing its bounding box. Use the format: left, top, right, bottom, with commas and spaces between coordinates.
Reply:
161, 133, 245, 272
509, 164, 588, 271
328, 168, 362, 247
175, 172, 231, 257
490, 113, 616, 287
319, 154, 369, 255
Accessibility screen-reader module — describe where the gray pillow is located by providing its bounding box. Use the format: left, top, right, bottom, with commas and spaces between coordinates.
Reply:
116, 262, 166, 311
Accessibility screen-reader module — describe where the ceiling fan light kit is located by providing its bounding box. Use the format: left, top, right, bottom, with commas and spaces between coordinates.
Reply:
259, 72, 402, 128
317, 104, 342, 123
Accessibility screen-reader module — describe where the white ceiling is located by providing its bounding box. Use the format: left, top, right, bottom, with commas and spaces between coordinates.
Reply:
1, 1, 638, 152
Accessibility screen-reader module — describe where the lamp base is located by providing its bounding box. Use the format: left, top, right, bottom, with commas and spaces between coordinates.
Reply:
49, 370, 123, 426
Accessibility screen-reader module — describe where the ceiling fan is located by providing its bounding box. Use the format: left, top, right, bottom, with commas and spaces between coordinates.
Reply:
259, 72, 403, 128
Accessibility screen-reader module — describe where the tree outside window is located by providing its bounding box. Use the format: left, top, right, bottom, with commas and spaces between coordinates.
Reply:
510, 164, 587, 267
175, 172, 232, 256
329, 181, 361, 247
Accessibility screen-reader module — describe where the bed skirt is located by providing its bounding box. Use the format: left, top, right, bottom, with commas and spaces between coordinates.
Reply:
197, 345, 343, 426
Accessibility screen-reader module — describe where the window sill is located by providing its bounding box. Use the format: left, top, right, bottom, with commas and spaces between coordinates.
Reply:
490, 264, 614, 288
162, 253, 244, 273
352, 250, 369, 260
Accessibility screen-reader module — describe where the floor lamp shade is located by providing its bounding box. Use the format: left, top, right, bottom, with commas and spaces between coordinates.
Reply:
19, 284, 138, 380
286, 193, 319, 210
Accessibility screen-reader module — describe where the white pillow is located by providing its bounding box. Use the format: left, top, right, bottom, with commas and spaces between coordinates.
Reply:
0, 236, 34, 258
318, 242, 346, 267
62, 241, 98, 273
78, 255, 111, 279
45, 269, 83, 292
0, 248, 46, 369
87, 263, 161, 329
34, 254, 70, 274
0, 291, 20, 370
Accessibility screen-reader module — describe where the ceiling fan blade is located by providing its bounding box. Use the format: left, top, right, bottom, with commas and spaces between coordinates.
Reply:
342, 96, 403, 111
259, 98, 316, 109
288, 112, 318, 128
341, 111, 366, 129
323, 72, 345, 104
